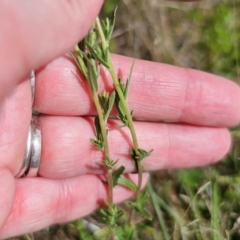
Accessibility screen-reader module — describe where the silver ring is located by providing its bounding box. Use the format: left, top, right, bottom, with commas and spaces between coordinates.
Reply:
26, 116, 42, 177
29, 70, 35, 106
15, 126, 32, 178
16, 71, 40, 178
16, 116, 42, 178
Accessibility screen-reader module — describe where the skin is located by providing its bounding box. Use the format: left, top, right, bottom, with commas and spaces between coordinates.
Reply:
0, 0, 239, 238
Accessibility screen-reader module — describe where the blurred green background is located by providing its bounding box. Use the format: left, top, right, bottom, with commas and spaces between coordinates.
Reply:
104, 1, 240, 239
104, 0, 240, 80
11, 0, 240, 239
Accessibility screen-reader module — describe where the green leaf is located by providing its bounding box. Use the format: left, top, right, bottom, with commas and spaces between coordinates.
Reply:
125, 61, 134, 101
98, 204, 124, 229
127, 189, 152, 220
114, 63, 135, 126
100, 7, 117, 49
90, 138, 104, 150
102, 157, 119, 170
91, 116, 104, 150
107, 6, 118, 41
118, 79, 127, 96
115, 95, 125, 118
86, 57, 99, 92
70, 48, 88, 80
101, 17, 110, 40
87, 28, 97, 46
105, 91, 116, 121
77, 56, 88, 80
115, 90, 128, 127
115, 224, 135, 240
86, 43, 109, 68
130, 148, 153, 164
99, 91, 109, 112
112, 166, 125, 187
99, 91, 115, 121
108, 91, 116, 113
118, 176, 138, 192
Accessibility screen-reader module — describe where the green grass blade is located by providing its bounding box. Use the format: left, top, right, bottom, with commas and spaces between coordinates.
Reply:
147, 180, 170, 240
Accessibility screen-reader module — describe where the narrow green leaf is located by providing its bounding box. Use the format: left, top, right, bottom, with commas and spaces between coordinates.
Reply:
102, 18, 110, 40
115, 97, 125, 118
77, 56, 88, 80
70, 50, 88, 80
115, 90, 128, 126
94, 116, 104, 146
87, 29, 97, 46
102, 157, 119, 170
147, 181, 171, 240
86, 43, 109, 68
107, 7, 118, 41
90, 138, 104, 150
118, 176, 138, 192
112, 166, 125, 187
98, 204, 124, 229
139, 208, 152, 220
108, 91, 116, 113
99, 91, 109, 113
127, 189, 152, 220
118, 79, 127, 96
105, 91, 116, 121
86, 57, 99, 92
130, 148, 153, 164
103, 48, 109, 64
115, 224, 135, 240
125, 61, 134, 101
95, 45, 103, 59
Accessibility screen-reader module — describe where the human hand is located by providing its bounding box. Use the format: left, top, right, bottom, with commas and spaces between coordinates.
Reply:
33, 54, 240, 175
0, 1, 131, 239
1, 0, 240, 239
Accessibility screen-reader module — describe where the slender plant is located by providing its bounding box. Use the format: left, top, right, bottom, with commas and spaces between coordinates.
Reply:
71, 8, 152, 239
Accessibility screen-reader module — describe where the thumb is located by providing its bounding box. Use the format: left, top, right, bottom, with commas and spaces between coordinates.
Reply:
0, 0, 103, 98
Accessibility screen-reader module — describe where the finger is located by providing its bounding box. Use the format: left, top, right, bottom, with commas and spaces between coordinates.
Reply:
0, 72, 31, 236
0, 169, 15, 235
34, 55, 240, 127
0, 0, 103, 98
0, 173, 148, 239
0, 79, 32, 176
38, 116, 230, 179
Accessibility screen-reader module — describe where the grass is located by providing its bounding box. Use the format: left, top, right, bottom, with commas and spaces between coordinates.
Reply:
9, 0, 240, 239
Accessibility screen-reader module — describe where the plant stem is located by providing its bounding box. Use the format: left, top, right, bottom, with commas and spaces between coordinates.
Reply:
92, 91, 113, 205
96, 17, 142, 224
95, 18, 139, 150
92, 87, 115, 240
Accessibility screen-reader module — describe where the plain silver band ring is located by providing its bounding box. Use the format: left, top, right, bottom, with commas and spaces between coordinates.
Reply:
16, 71, 40, 178
29, 70, 35, 106
15, 126, 32, 178
26, 116, 42, 177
